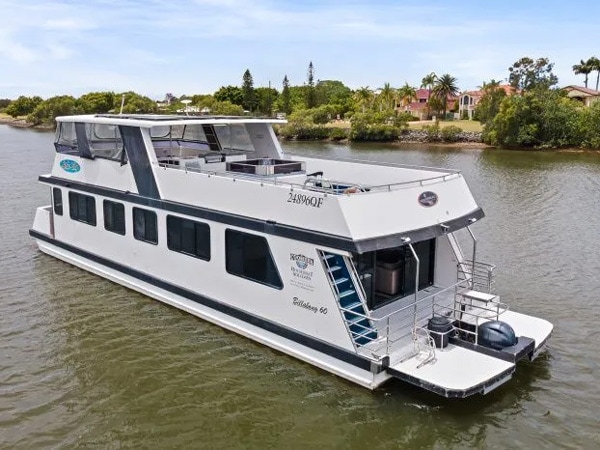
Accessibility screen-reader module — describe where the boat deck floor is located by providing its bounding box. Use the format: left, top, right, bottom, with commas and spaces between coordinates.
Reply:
387, 342, 515, 397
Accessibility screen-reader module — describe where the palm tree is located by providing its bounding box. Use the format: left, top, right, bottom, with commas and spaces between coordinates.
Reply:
377, 82, 397, 111
353, 86, 373, 113
587, 56, 600, 91
573, 59, 592, 88
421, 72, 437, 119
433, 74, 459, 119
397, 82, 417, 109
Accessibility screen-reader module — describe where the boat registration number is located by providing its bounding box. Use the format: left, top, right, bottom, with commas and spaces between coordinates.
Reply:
287, 192, 323, 208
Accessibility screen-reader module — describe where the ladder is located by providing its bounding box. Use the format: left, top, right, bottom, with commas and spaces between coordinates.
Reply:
201, 124, 222, 152
320, 252, 377, 347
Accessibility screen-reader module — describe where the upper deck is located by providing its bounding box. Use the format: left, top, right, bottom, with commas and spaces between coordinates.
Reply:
45, 114, 483, 251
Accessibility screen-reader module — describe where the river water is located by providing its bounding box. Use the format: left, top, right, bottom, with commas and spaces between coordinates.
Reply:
1, 125, 599, 448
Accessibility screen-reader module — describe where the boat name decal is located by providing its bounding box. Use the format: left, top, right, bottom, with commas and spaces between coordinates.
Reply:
290, 253, 314, 269
287, 192, 323, 208
292, 297, 327, 315
59, 159, 81, 173
418, 191, 438, 207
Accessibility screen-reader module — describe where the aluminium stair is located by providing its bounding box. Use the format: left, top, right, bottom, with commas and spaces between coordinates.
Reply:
321, 252, 377, 347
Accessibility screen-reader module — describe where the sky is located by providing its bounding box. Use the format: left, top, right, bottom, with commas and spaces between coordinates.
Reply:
1, 0, 599, 100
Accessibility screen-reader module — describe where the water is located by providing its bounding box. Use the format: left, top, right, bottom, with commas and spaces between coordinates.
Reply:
1, 127, 599, 448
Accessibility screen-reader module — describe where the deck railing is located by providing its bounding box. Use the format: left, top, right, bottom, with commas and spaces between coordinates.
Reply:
157, 160, 461, 195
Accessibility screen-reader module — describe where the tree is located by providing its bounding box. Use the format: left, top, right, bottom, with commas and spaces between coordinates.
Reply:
0, 98, 11, 110
377, 82, 397, 111
475, 79, 506, 125
118, 91, 157, 114
78, 91, 116, 113
241, 69, 257, 112
255, 87, 278, 116
214, 85, 243, 105
5, 95, 43, 117
587, 56, 600, 91
433, 74, 459, 118
281, 75, 291, 114
573, 59, 593, 88
315, 80, 353, 112
421, 72, 437, 119
27, 95, 82, 125
353, 87, 373, 113
397, 82, 416, 109
508, 57, 558, 92
305, 61, 316, 109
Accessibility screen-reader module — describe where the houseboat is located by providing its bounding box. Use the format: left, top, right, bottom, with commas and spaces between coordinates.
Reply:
30, 114, 553, 397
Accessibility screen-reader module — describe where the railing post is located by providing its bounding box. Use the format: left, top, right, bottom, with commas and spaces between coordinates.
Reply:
467, 226, 477, 289
408, 243, 420, 329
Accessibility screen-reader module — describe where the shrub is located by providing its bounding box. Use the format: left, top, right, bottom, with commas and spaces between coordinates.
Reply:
349, 123, 401, 142
440, 125, 463, 142
328, 127, 348, 140
422, 123, 440, 142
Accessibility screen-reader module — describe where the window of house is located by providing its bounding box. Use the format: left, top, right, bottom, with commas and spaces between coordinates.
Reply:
103, 200, 126, 235
133, 207, 158, 244
68, 192, 96, 226
166, 215, 210, 260
53, 188, 63, 216
225, 229, 283, 289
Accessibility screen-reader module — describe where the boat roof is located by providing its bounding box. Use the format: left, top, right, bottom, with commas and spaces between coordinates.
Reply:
56, 114, 287, 128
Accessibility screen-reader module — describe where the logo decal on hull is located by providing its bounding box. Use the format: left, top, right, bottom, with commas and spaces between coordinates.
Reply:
59, 159, 81, 173
418, 191, 438, 207
290, 253, 314, 269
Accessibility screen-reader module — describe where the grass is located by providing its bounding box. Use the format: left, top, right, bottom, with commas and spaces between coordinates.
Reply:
408, 119, 483, 133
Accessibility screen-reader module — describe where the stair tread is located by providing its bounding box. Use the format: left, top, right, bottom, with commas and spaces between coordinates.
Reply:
351, 327, 377, 338
329, 265, 342, 272
343, 301, 364, 311
339, 289, 356, 299
333, 277, 349, 285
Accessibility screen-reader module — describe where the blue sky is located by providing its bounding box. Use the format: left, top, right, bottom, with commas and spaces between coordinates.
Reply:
1, 0, 598, 99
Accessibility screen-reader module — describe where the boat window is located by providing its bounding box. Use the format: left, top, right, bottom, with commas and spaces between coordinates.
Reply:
54, 122, 79, 155
225, 229, 283, 289
133, 207, 158, 244
215, 124, 255, 152
103, 200, 126, 235
166, 215, 210, 261
68, 192, 96, 226
85, 124, 125, 161
53, 188, 63, 216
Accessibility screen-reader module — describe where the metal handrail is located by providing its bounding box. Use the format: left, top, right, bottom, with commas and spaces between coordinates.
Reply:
157, 160, 461, 195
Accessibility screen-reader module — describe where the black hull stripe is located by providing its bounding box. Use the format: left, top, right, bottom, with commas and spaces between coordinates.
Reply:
29, 229, 375, 373
39, 175, 484, 253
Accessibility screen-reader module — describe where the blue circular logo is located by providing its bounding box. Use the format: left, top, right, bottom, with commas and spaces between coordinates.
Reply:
60, 159, 81, 173
418, 191, 438, 207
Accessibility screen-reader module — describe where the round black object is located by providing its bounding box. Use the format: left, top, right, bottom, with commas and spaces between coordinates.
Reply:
427, 316, 453, 349
478, 321, 517, 350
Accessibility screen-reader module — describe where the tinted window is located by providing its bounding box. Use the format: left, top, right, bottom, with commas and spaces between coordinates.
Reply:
167, 215, 210, 261
225, 229, 282, 289
103, 200, 126, 235
68, 192, 96, 226
53, 188, 63, 216
133, 207, 158, 244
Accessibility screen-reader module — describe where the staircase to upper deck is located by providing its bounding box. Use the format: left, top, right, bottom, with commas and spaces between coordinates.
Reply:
320, 252, 377, 347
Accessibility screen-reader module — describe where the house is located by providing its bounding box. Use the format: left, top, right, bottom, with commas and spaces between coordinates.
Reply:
562, 85, 600, 107
458, 85, 514, 120
399, 89, 458, 120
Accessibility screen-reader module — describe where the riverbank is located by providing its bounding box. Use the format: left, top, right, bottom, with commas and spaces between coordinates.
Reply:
0, 115, 54, 130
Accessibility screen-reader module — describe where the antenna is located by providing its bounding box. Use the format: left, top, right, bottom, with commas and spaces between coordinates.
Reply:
181, 99, 192, 116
